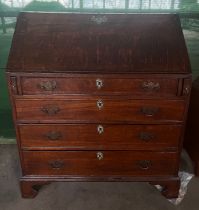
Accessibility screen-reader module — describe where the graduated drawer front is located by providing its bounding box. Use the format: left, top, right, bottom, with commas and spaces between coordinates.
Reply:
19, 124, 181, 150
22, 151, 178, 176
15, 98, 185, 123
21, 77, 178, 97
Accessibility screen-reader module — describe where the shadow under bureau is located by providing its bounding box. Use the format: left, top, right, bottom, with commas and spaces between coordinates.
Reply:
6, 12, 192, 198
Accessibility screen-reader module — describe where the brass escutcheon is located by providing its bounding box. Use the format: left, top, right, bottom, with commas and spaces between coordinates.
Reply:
97, 125, 104, 134
97, 100, 104, 110
96, 152, 104, 160
96, 79, 103, 89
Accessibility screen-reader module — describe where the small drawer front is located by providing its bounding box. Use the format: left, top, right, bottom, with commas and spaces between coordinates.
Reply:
15, 98, 185, 123
21, 77, 178, 97
22, 151, 178, 176
19, 124, 182, 150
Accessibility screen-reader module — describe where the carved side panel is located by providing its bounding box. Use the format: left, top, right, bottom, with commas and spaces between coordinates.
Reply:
182, 78, 192, 96
9, 76, 18, 95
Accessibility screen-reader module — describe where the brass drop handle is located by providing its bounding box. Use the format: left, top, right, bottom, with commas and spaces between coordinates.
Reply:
46, 131, 62, 140
41, 105, 60, 115
97, 100, 104, 110
142, 81, 160, 91
141, 107, 159, 117
97, 125, 104, 134
96, 79, 103, 89
139, 132, 154, 142
96, 152, 104, 160
39, 80, 57, 91
138, 160, 152, 170
49, 160, 64, 169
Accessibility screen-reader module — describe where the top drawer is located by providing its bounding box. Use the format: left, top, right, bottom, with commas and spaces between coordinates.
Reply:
20, 76, 179, 97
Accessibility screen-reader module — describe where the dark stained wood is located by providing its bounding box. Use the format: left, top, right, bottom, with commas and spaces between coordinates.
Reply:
150, 179, 180, 199
6, 13, 191, 198
19, 177, 180, 199
15, 98, 186, 123
20, 180, 50, 198
7, 13, 191, 74
21, 76, 179, 97
18, 124, 182, 151
22, 151, 178, 176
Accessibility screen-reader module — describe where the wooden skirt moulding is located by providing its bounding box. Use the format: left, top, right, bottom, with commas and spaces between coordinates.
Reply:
20, 176, 180, 199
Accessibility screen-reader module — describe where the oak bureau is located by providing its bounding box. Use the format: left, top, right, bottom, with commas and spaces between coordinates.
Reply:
6, 12, 192, 198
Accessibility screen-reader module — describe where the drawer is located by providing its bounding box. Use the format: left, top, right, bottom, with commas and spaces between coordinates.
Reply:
15, 98, 185, 123
19, 124, 182, 150
22, 151, 178, 176
21, 76, 179, 97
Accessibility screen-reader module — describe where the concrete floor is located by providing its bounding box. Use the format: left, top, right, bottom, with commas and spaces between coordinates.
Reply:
0, 144, 199, 210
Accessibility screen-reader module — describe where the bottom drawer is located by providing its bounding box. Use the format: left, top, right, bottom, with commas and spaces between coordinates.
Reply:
22, 151, 178, 177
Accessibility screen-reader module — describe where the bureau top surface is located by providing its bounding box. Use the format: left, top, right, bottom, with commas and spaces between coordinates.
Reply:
7, 12, 191, 74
